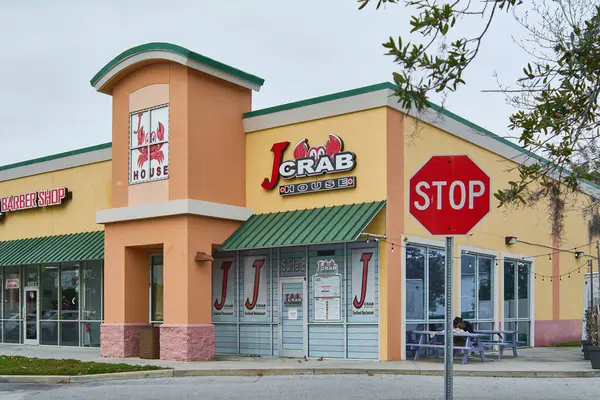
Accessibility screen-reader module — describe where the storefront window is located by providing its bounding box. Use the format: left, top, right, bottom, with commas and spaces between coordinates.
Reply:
504, 260, 531, 346
40, 264, 59, 345
428, 248, 445, 320
60, 263, 79, 346
3, 266, 21, 343
151, 255, 164, 323
82, 261, 102, 321
460, 253, 494, 326
405, 244, 446, 357
406, 246, 426, 320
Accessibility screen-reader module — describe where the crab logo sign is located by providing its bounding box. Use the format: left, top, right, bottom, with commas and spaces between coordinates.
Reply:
408, 155, 491, 236
262, 134, 357, 195
129, 105, 169, 184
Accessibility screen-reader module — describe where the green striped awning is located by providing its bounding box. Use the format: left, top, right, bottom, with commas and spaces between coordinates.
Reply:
0, 231, 104, 266
219, 201, 386, 251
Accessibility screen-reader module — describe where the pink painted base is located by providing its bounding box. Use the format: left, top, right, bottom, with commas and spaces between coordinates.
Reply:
100, 323, 148, 358
159, 324, 216, 361
534, 320, 582, 346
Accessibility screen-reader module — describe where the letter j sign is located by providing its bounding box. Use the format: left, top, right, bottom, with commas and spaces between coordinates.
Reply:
408, 155, 491, 236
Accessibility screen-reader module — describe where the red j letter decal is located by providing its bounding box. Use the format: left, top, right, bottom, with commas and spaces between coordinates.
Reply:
353, 253, 373, 309
245, 259, 265, 310
261, 141, 290, 190
214, 261, 232, 310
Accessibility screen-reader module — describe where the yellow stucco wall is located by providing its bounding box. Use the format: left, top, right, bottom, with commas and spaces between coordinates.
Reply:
0, 161, 111, 240
245, 108, 388, 213
402, 115, 590, 323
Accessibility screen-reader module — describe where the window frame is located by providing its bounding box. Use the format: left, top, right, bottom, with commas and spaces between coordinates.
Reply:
149, 254, 164, 324
405, 243, 446, 325
503, 258, 532, 346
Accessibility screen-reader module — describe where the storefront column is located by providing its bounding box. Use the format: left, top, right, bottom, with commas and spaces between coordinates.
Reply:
100, 239, 150, 357
159, 219, 216, 361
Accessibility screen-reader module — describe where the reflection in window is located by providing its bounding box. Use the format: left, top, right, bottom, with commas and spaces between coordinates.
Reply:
460, 254, 476, 319
405, 244, 445, 325
82, 261, 102, 321
3, 266, 20, 319
428, 248, 445, 320
151, 255, 164, 323
60, 263, 79, 320
40, 265, 59, 321
461, 253, 494, 323
406, 246, 425, 320
504, 261, 516, 319
503, 260, 531, 346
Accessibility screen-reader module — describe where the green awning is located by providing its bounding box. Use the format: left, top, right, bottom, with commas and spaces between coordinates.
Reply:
0, 231, 104, 266
218, 201, 386, 251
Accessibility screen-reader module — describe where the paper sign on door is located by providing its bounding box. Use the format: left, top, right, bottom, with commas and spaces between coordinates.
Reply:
288, 308, 298, 320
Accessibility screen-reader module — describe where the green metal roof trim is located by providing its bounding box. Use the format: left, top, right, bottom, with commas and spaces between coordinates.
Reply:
90, 42, 265, 88
218, 201, 386, 251
0, 231, 104, 266
0, 142, 111, 172
243, 82, 394, 118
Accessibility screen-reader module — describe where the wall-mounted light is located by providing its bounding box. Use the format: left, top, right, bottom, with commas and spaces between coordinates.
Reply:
505, 236, 518, 245
575, 251, 585, 259
195, 252, 214, 262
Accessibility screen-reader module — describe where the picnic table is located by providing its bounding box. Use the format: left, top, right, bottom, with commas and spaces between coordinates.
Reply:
409, 330, 487, 364
474, 329, 518, 359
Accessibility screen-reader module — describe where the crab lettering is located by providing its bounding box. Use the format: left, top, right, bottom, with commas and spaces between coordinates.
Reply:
262, 135, 356, 188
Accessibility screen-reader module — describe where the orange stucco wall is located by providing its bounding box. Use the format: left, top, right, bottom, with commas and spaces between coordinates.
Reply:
104, 214, 241, 324
102, 58, 252, 328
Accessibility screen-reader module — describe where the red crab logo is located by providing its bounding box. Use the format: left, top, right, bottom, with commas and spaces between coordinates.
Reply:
134, 113, 166, 168
261, 134, 356, 190
292, 134, 343, 162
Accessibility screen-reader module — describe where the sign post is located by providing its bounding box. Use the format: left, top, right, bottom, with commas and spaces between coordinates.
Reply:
444, 236, 454, 399
408, 155, 491, 400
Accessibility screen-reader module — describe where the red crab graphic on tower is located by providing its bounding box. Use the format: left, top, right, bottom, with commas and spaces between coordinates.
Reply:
133, 112, 166, 168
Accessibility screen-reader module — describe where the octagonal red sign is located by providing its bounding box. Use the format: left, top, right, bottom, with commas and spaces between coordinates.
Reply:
408, 155, 491, 236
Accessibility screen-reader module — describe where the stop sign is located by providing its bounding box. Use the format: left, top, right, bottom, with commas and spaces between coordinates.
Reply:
408, 155, 491, 236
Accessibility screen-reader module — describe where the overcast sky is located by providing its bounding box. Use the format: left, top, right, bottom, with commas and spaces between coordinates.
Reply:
0, 0, 529, 166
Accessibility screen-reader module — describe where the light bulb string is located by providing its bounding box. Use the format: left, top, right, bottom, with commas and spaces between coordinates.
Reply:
368, 237, 596, 281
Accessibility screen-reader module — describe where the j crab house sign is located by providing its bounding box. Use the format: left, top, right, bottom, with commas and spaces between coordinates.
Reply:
261, 134, 357, 196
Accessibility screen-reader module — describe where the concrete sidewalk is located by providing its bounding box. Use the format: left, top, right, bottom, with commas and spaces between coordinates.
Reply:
0, 344, 598, 383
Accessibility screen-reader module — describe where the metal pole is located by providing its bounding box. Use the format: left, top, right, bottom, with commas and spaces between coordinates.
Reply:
590, 259, 594, 311
445, 236, 454, 400
590, 240, 600, 344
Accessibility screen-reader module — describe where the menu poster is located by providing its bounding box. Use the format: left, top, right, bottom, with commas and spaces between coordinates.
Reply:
212, 258, 236, 318
312, 259, 342, 322
314, 297, 341, 321
351, 250, 376, 316
243, 255, 268, 318
313, 275, 341, 298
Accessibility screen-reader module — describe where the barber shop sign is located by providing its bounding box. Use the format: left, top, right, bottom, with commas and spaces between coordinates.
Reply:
261, 134, 357, 196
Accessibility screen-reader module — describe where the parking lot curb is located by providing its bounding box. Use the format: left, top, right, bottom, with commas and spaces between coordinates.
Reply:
2, 367, 600, 383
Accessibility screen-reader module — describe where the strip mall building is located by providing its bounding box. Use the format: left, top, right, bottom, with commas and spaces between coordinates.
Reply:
0, 43, 596, 361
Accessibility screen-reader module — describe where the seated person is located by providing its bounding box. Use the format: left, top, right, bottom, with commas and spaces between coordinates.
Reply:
452, 317, 474, 347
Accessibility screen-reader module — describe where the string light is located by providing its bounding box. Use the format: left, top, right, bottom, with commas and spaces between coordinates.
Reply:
373, 236, 595, 282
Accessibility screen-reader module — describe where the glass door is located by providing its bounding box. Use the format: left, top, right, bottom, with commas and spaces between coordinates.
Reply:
503, 260, 531, 346
279, 277, 306, 358
23, 287, 39, 345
